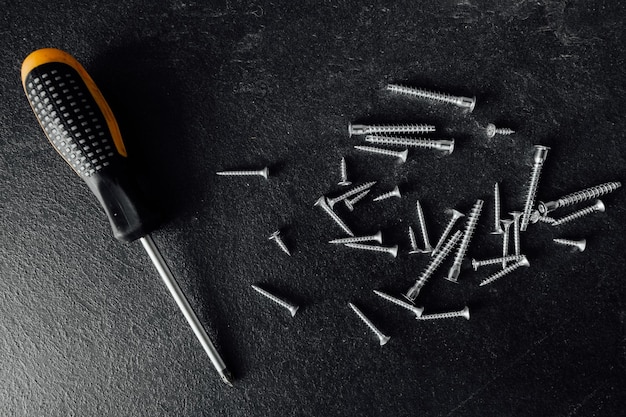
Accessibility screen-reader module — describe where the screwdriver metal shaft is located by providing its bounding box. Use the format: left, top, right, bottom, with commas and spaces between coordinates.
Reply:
140, 235, 232, 386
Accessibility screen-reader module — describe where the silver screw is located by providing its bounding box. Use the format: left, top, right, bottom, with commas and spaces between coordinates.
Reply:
314, 196, 355, 237
447, 200, 484, 283
327, 181, 377, 208
344, 189, 370, 212
551, 200, 605, 226
269, 230, 291, 256
348, 302, 390, 346
509, 211, 522, 256
364, 135, 454, 155
530, 210, 556, 225
373, 185, 402, 202
553, 238, 587, 252
415, 200, 434, 253
404, 230, 462, 302
216, 167, 269, 179
373, 290, 424, 318
348, 123, 436, 136
479, 256, 530, 286
500, 219, 514, 268
538, 182, 621, 215
485, 123, 515, 138
354, 145, 408, 164
387, 84, 476, 112
432, 209, 464, 257
490, 182, 503, 235
471, 254, 527, 271
251, 284, 299, 316
408, 226, 422, 254
344, 243, 398, 258
338, 157, 352, 186
520, 145, 550, 231
417, 306, 470, 321
329, 231, 382, 245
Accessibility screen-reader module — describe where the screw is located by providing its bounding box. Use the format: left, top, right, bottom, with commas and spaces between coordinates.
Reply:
404, 230, 462, 302
269, 230, 291, 256
491, 182, 503, 235
408, 226, 422, 254
327, 181, 377, 208
520, 145, 550, 231
538, 182, 621, 215
329, 231, 382, 245
479, 256, 530, 286
387, 84, 476, 112
431, 209, 464, 257
551, 200, 605, 226
373, 290, 424, 318
364, 135, 454, 155
509, 211, 523, 256
415, 200, 434, 253
314, 196, 355, 236
251, 284, 299, 316
338, 157, 352, 186
530, 210, 556, 225
344, 189, 370, 212
500, 219, 514, 268
348, 302, 390, 346
553, 238, 587, 252
447, 200, 484, 283
373, 185, 402, 202
348, 123, 436, 136
354, 145, 408, 163
216, 167, 269, 179
417, 306, 470, 321
485, 123, 515, 138
471, 254, 527, 271
344, 243, 398, 258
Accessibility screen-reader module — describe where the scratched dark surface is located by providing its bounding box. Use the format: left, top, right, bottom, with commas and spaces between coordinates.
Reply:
1, 1, 625, 416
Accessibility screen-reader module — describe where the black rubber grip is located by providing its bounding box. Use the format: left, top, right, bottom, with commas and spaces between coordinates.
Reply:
24, 61, 154, 242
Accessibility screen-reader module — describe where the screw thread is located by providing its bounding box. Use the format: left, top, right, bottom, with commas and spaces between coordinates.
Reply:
415, 200, 433, 250
408, 226, 419, 251
365, 124, 436, 134
432, 210, 464, 256
354, 145, 407, 161
373, 186, 401, 201
387, 84, 457, 105
417, 307, 469, 321
344, 243, 397, 257
328, 181, 376, 206
495, 128, 515, 135
216, 168, 268, 178
339, 157, 350, 185
410, 230, 462, 295
452, 200, 484, 268
555, 182, 621, 211
521, 146, 549, 231
501, 221, 513, 266
373, 290, 423, 317
251, 285, 298, 314
365, 135, 453, 153
315, 197, 354, 236
553, 238, 586, 250
493, 183, 502, 233
330, 232, 381, 245
347, 189, 370, 206
472, 254, 526, 270
551, 201, 604, 226
269, 232, 291, 256
349, 303, 389, 343
479, 256, 530, 286
512, 214, 522, 255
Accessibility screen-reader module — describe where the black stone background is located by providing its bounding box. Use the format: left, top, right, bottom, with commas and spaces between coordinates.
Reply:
1, 1, 625, 416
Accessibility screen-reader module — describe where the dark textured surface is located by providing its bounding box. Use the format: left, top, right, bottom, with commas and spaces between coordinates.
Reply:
1, 1, 625, 416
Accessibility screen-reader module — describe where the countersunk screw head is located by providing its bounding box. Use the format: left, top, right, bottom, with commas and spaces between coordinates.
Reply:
594, 199, 606, 212
460, 306, 471, 320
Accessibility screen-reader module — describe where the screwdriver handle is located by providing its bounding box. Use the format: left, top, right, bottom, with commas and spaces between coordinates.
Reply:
21, 48, 154, 242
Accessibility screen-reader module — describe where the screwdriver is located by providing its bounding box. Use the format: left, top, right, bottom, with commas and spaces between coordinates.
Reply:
21, 48, 233, 386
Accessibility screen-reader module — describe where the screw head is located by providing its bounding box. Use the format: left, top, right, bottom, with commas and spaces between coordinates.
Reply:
594, 199, 606, 212
373, 230, 383, 244
288, 305, 300, 317
398, 149, 408, 163
485, 123, 496, 138
576, 239, 587, 252
388, 245, 399, 258
532, 145, 550, 164
471, 258, 479, 271
441, 139, 455, 155
313, 196, 329, 208
519, 255, 530, 267
379, 335, 391, 346
259, 167, 269, 179
268, 230, 280, 240
460, 306, 470, 320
